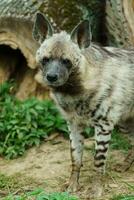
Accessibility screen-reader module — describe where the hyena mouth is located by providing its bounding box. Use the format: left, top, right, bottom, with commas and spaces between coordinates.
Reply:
47, 81, 64, 87
45, 76, 68, 88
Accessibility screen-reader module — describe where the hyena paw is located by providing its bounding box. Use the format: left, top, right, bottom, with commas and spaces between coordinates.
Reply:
89, 182, 103, 199
67, 181, 80, 193
115, 147, 134, 172
61, 181, 79, 193
83, 175, 104, 199
113, 162, 131, 172
114, 149, 134, 172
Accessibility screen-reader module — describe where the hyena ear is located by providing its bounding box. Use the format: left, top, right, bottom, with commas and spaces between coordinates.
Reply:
71, 20, 91, 49
33, 12, 53, 44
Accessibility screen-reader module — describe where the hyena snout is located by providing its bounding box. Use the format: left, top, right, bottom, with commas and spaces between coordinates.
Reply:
44, 63, 69, 87
46, 72, 58, 83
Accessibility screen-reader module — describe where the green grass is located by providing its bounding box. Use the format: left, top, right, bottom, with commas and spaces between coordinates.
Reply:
0, 82, 68, 159
0, 174, 78, 200
111, 129, 132, 152
1, 173, 134, 200
111, 195, 134, 200
0, 173, 40, 194
2, 189, 78, 200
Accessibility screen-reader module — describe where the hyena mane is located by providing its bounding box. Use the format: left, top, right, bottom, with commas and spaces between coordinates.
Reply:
33, 12, 134, 197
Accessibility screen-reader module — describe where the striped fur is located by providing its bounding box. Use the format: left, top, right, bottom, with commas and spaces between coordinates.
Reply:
33, 13, 134, 193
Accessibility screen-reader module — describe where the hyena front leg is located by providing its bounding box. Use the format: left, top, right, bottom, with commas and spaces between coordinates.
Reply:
67, 121, 84, 192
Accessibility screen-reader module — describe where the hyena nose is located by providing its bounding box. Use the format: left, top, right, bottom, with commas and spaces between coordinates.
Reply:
46, 73, 58, 82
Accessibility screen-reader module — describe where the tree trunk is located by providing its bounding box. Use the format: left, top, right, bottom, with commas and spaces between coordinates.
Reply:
106, 0, 134, 47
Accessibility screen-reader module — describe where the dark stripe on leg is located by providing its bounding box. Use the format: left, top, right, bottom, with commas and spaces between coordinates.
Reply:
96, 148, 108, 154
94, 162, 105, 168
95, 154, 106, 160
97, 141, 109, 146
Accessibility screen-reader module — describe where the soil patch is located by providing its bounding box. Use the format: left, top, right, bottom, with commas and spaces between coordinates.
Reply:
0, 136, 134, 199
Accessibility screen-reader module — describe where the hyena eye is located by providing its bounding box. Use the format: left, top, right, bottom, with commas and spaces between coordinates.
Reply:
61, 58, 72, 68
41, 57, 50, 65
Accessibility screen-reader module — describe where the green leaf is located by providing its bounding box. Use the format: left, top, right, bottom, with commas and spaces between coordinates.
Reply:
0, 81, 68, 158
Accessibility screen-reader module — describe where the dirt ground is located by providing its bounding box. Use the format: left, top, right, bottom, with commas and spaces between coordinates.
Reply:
0, 135, 134, 200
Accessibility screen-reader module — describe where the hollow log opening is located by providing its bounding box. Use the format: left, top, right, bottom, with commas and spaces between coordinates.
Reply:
0, 45, 49, 100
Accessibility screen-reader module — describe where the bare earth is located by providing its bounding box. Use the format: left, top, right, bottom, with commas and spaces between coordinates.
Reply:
0, 136, 134, 200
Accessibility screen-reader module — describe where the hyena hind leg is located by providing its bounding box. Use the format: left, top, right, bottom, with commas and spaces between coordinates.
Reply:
94, 119, 114, 174
118, 118, 134, 134
87, 119, 114, 198
115, 118, 134, 172
115, 146, 134, 172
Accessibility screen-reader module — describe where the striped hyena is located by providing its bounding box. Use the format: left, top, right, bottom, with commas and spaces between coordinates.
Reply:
33, 12, 134, 197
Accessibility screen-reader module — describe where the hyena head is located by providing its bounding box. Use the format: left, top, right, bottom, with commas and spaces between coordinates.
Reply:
33, 12, 91, 94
